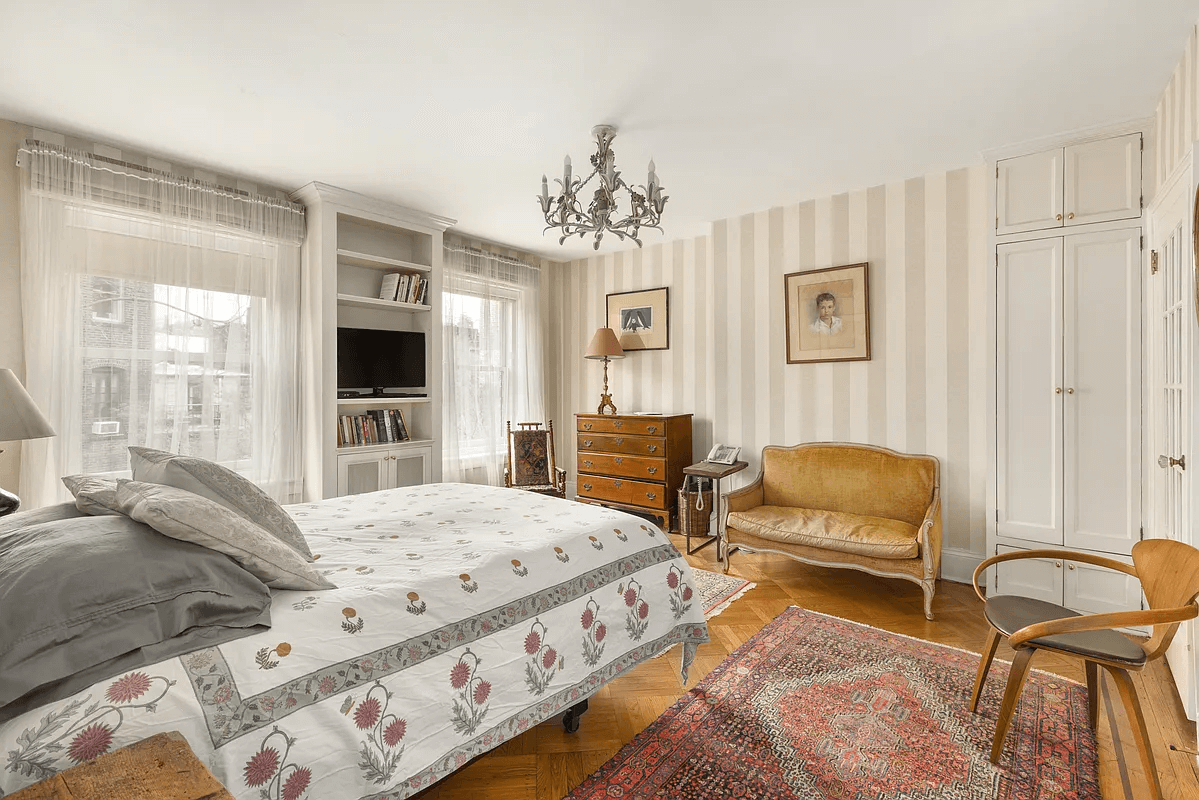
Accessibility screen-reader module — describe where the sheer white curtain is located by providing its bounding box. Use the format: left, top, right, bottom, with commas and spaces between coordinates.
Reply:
18, 141, 304, 506
442, 244, 544, 485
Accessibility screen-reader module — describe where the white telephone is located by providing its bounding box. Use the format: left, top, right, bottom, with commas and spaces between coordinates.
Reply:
706, 444, 741, 465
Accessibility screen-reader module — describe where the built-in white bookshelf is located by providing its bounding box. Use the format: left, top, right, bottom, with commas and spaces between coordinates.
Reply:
291, 181, 455, 500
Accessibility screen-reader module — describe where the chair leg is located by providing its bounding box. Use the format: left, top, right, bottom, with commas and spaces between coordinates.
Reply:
1084, 661, 1099, 730
970, 626, 1002, 713
990, 646, 1036, 764
1105, 666, 1163, 800
921, 579, 936, 620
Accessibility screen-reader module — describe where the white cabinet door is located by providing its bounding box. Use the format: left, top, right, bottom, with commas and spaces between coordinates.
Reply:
997, 238, 1064, 544
994, 546, 1064, 604
1064, 134, 1142, 227
337, 450, 392, 496
997, 149, 1064, 234
1063, 229, 1141, 555
393, 447, 432, 488
1063, 557, 1143, 618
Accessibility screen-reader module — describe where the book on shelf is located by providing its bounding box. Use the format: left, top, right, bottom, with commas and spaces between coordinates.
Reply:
379, 273, 401, 301
338, 410, 413, 448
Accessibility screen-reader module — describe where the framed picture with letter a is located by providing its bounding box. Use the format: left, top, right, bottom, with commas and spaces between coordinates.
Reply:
784, 263, 870, 364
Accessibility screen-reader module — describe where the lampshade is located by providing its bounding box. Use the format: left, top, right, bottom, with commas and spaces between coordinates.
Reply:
584, 328, 625, 360
0, 369, 56, 442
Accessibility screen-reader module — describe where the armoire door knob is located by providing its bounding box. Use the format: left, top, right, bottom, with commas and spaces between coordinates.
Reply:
1066, 387, 1075, 395
1055, 387, 1062, 394
1056, 214, 1063, 221
1068, 212, 1075, 220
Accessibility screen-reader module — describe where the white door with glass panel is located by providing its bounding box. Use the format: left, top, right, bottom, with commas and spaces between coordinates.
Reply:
1148, 162, 1195, 719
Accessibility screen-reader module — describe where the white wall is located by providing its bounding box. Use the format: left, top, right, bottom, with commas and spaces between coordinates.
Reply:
548, 166, 991, 578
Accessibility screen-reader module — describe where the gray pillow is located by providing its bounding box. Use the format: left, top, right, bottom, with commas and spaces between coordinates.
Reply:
0, 502, 85, 536
0, 513, 271, 718
128, 446, 313, 561
61, 474, 121, 516
116, 480, 335, 591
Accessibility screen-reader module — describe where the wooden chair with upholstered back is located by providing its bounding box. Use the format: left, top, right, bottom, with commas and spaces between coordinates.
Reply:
970, 539, 1199, 800
504, 420, 567, 499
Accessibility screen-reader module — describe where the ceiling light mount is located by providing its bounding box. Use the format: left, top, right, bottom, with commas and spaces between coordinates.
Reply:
538, 125, 667, 250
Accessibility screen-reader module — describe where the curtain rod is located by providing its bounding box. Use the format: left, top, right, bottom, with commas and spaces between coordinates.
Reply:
444, 243, 539, 270
18, 140, 305, 214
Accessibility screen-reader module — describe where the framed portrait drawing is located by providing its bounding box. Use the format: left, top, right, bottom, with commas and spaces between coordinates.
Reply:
784, 263, 870, 364
607, 287, 669, 351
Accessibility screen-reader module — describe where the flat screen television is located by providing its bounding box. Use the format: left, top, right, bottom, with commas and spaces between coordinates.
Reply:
337, 327, 426, 395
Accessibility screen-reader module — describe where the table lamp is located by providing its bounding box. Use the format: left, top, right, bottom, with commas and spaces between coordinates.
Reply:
584, 327, 625, 415
0, 368, 56, 516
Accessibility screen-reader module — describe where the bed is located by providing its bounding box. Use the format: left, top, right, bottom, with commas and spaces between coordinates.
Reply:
0, 482, 709, 799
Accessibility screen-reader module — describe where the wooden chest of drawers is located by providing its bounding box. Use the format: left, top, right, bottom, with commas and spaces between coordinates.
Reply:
575, 413, 692, 530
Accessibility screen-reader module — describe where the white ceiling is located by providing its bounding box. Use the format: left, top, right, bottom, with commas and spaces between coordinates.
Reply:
2, 1, 1197, 259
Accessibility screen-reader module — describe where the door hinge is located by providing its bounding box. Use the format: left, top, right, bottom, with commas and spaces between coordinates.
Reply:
1140, 525, 1145, 541
1140, 194, 1144, 211
995, 215, 999, 231
1140, 234, 1144, 251
1151, 249, 1159, 274
1140, 135, 1144, 152
996, 165, 999, 179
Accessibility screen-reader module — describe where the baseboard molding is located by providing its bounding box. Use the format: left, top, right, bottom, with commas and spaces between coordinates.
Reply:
940, 547, 985, 586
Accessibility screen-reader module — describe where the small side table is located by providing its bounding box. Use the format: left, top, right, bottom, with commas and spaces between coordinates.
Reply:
10, 731, 232, 800
681, 460, 748, 558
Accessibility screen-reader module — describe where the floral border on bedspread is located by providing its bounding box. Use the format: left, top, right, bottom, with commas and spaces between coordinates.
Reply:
185, 544, 686, 747
364, 622, 701, 800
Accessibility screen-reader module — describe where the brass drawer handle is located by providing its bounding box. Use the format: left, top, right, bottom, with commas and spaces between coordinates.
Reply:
583, 422, 593, 431
647, 467, 658, 475
614, 438, 624, 445
583, 439, 593, 447
614, 457, 623, 465
647, 445, 658, 453
614, 420, 623, 429
647, 426, 657, 434
583, 483, 593, 491
646, 492, 656, 500
582, 460, 593, 468
613, 480, 623, 488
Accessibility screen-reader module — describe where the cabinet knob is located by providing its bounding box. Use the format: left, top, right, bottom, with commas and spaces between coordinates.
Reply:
583, 439, 593, 447
647, 467, 658, 475
647, 426, 657, 434
613, 480, 623, 488
583, 460, 593, 468
583, 423, 593, 431
583, 483, 593, 491
614, 438, 624, 445
1066, 387, 1074, 395
614, 457, 623, 465
1055, 387, 1062, 394
1054, 561, 1062, 568
614, 420, 623, 429
646, 492, 656, 501
1068, 564, 1076, 570
1067, 212, 1075, 220
1055, 214, 1062, 221
647, 445, 658, 453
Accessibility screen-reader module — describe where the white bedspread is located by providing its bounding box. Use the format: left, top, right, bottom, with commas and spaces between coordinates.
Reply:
0, 483, 709, 799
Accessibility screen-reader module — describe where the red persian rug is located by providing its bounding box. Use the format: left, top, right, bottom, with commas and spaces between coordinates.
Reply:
567, 607, 1099, 799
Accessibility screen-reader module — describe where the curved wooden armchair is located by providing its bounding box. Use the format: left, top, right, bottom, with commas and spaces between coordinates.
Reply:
970, 539, 1199, 799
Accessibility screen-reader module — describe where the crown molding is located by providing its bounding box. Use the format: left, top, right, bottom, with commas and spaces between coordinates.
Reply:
290, 181, 457, 231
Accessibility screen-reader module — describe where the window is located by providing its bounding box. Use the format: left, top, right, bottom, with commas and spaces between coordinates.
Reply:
444, 290, 513, 458
90, 277, 124, 323
90, 366, 124, 434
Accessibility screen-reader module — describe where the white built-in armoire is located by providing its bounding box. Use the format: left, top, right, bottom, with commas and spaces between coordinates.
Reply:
990, 129, 1149, 618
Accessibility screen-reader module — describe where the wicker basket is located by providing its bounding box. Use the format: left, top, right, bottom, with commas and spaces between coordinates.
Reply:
677, 482, 715, 539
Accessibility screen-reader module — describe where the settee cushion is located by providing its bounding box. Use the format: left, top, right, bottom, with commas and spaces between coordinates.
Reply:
727, 505, 920, 560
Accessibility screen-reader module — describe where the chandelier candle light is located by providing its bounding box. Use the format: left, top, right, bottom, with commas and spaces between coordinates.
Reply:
539, 125, 667, 250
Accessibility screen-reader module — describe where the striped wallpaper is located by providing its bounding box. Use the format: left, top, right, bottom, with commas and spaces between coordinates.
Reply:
547, 165, 991, 569
1155, 22, 1199, 187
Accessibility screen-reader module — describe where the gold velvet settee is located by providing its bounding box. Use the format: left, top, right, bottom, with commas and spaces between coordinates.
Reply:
723, 442, 942, 620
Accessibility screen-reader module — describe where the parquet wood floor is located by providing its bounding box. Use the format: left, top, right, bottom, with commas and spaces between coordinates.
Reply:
417, 534, 1199, 799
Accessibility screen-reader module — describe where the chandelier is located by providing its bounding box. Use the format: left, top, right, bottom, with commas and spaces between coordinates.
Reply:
538, 125, 667, 250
